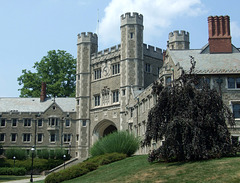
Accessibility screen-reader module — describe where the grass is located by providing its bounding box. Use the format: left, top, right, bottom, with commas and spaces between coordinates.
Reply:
61, 155, 240, 183
0, 175, 28, 182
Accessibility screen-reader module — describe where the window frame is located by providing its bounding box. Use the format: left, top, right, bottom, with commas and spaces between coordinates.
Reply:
227, 77, 240, 89
94, 68, 102, 80
0, 134, 5, 142
37, 133, 43, 142
23, 133, 31, 142
11, 133, 17, 142
23, 118, 31, 127
50, 134, 56, 142
65, 119, 70, 127
112, 63, 120, 75
94, 95, 101, 106
63, 134, 71, 143
112, 90, 119, 103
12, 118, 17, 127
0, 119, 6, 127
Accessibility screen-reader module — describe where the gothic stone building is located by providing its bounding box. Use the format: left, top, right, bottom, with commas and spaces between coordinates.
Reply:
1, 13, 240, 160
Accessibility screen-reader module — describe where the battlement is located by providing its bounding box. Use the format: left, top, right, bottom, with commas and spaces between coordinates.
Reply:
143, 44, 163, 59
91, 44, 121, 61
77, 32, 98, 45
168, 30, 189, 42
121, 12, 143, 26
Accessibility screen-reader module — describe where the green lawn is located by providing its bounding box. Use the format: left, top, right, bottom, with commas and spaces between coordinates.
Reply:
0, 175, 28, 182
26, 155, 240, 183
63, 155, 240, 183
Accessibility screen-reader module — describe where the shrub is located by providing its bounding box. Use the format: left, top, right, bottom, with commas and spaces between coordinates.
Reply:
5, 148, 27, 160
0, 167, 26, 175
45, 153, 126, 183
86, 153, 127, 165
90, 131, 140, 157
38, 149, 49, 159
55, 148, 69, 160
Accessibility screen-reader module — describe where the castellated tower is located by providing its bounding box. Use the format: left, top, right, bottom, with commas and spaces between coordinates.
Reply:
167, 30, 190, 50
120, 12, 144, 93
76, 32, 98, 159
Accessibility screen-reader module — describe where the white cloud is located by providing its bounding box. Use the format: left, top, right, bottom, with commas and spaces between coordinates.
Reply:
98, 0, 205, 49
231, 21, 240, 38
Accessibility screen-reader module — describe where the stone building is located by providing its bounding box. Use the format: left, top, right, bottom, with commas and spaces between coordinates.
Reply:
1, 13, 240, 160
0, 84, 76, 156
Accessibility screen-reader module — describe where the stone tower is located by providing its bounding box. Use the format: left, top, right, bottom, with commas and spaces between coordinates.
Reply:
76, 32, 98, 159
120, 12, 144, 129
167, 30, 189, 50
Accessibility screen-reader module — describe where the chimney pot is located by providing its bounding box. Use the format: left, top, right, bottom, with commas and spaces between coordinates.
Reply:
40, 82, 46, 102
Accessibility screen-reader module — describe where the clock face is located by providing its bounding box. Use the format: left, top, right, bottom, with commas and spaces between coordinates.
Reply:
103, 66, 108, 76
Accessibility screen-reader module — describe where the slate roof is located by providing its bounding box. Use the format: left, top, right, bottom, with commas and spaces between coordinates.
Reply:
169, 46, 240, 74
0, 97, 76, 113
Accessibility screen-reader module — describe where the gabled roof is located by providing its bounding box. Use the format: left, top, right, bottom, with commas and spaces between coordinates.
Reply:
0, 97, 76, 113
168, 46, 240, 74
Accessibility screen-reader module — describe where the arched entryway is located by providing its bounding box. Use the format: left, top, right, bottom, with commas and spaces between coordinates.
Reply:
92, 120, 117, 145
103, 125, 117, 137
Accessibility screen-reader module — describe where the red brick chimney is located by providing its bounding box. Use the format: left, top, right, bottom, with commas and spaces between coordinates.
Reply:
40, 82, 46, 102
208, 15, 232, 53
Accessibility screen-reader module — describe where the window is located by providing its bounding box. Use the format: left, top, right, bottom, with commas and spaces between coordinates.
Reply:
130, 108, 134, 118
50, 134, 56, 142
166, 76, 171, 85
37, 134, 43, 142
11, 133, 17, 142
122, 89, 126, 96
38, 119, 43, 127
233, 104, 240, 118
82, 120, 86, 127
113, 90, 119, 103
12, 119, 17, 127
94, 95, 100, 106
196, 77, 210, 89
65, 119, 70, 127
145, 64, 151, 73
23, 134, 31, 142
130, 32, 134, 39
24, 119, 31, 127
0, 119, 6, 127
112, 63, 120, 75
94, 69, 101, 80
228, 77, 240, 89
48, 118, 59, 126
0, 134, 5, 142
64, 134, 71, 142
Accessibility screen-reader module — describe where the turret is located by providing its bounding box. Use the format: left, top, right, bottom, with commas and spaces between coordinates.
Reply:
167, 30, 190, 50
76, 32, 98, 159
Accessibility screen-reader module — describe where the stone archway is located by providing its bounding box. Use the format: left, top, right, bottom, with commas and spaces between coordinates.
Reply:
92, 120, 117, 145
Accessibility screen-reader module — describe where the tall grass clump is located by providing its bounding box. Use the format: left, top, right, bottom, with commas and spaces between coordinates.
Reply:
90, 131, 140, 157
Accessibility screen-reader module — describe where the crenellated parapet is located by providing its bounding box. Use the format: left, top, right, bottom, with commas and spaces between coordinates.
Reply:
121, 12, 143, 26
91, 44, 121, 64
77, 32, 98, 45
143, 44, 163, 59
168, 30, 189, 42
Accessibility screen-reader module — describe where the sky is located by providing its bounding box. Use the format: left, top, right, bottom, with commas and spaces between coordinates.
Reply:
0, 0, 240, 97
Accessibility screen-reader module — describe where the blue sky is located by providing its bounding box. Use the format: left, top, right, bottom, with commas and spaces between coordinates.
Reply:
0, 0, 240, 97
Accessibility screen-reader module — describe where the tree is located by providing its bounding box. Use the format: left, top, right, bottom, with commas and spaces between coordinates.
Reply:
18, 50, 76, 97
143, 57, 235, 162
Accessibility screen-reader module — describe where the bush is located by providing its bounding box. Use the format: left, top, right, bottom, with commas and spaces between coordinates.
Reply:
5, 148, 27, 160
0, 167, 26, 175
45, 152, 126, 183
45, 162, 97, 183
90, 131, 140, 157
86, 153, 127, 165
38, 149, 49, 159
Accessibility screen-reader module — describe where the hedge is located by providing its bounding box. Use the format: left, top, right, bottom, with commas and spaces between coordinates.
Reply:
0, 167, 26, 175
45, 153, 127, 183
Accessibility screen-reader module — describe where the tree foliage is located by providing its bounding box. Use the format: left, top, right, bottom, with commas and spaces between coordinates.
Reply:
18, 50, 76, 97
143, 57, 235, 162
